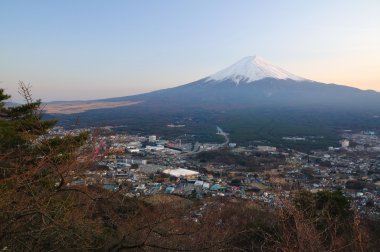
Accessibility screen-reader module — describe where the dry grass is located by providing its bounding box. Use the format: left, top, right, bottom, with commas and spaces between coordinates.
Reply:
43, 100, 142, 114
143, 194, 193, 206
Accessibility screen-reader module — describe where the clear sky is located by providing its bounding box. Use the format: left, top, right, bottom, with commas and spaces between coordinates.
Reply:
1, 0, 379, 102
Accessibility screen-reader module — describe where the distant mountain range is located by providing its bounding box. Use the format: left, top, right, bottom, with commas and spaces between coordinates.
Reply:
46, 56, 380, 151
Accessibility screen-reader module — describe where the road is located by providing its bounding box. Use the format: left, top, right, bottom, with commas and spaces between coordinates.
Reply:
183, 126, 230, 156
216, 126, 230, 146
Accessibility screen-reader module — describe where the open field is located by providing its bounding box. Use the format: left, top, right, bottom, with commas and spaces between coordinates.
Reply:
43, 101, 142, 114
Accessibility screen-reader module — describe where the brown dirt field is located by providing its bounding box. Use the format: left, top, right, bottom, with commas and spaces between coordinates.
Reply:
43, 101, 142, 114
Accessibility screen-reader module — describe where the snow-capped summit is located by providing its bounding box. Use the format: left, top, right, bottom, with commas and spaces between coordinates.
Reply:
206, 56, 305, 84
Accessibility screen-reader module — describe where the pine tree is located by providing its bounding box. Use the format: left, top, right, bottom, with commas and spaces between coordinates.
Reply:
0, 82, 87, 178
1, 83, 56, 149
0, 83, 95, 250
0, 88, 19, 152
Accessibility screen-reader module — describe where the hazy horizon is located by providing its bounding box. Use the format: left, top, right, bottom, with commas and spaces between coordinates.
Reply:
1, 0, 379, 102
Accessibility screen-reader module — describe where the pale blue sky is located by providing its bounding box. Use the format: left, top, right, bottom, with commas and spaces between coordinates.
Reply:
1, 0, 379, 101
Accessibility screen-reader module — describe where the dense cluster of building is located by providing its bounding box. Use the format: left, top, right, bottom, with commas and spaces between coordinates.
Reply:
47, 126, 380, 219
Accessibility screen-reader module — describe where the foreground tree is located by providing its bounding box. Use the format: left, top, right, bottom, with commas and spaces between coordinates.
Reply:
0, 83, 97, 250
1, 83, 58, 177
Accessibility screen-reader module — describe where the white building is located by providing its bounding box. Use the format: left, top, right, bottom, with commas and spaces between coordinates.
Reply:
194, 180, 204, 187
148, 135, 157, 143
257, 146, 277, 152
125, 159, 147, 165
128, 148, 140, 153
126, 141, 142, 149
145, 145, 165, 151
341, 140, 350, 149
162, 168, 199, 179
229, 143, 237, 148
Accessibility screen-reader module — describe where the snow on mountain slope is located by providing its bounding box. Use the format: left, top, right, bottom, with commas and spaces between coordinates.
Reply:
206, 56, 305, 84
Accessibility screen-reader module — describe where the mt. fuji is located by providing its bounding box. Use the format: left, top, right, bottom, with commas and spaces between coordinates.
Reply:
49, 55, 380, 112
206, 56, 305, 84
50, 55, 380, 111
49, 55, 380, 150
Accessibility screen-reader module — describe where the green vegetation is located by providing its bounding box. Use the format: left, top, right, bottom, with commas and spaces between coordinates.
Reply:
0, 86, 55, 154
197, 149, 286, 171
51, 104, 380, 152
1, 84, 87, 178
